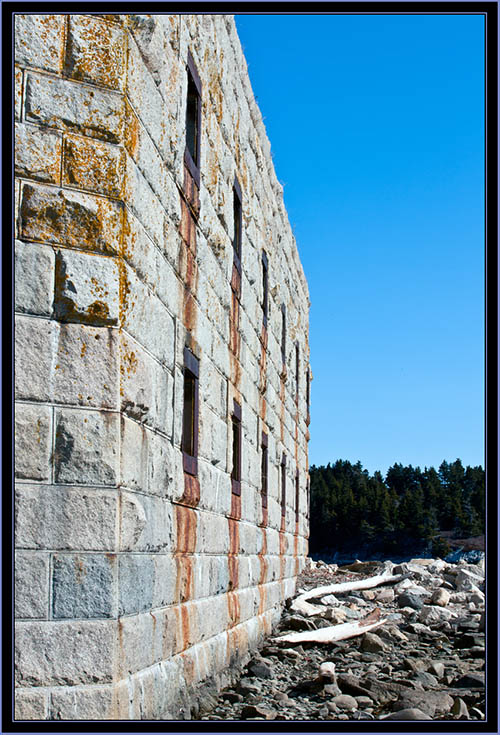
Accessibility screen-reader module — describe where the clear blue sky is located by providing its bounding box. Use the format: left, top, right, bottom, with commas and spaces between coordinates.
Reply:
234, 13, 485, 475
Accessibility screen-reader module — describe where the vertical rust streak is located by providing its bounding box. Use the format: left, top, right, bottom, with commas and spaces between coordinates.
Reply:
227, 259, 242, 649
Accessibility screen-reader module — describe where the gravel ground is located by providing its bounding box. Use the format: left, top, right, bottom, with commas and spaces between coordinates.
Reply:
197, 558, 486, 722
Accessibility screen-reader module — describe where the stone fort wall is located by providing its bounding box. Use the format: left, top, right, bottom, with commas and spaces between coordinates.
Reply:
14, 14, 310, 720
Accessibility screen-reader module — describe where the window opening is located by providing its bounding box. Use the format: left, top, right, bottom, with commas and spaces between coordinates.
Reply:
231, 400, 242, 495
233, 176, 242, 273
261, 432, 268, 509
262, 251, 269, 327
182, 347, 199, 476
184, 50, 202, 183
281, 304, 286, 366
295, 469, 300, 523
281, 453, 287, 516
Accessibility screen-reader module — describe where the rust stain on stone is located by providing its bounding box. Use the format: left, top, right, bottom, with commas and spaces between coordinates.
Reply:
257, 523, 268, 616
175, 505, 197, 555
180, 473, 200, 507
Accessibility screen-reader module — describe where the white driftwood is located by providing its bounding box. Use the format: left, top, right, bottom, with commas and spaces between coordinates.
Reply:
291, 598, 325, 617
274, 608, 387, 645
290, 571, 406, 616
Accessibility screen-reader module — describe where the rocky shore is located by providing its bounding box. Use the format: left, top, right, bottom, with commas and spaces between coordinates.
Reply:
199, 556, 486, 721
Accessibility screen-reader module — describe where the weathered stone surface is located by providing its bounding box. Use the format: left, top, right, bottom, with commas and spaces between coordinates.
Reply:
49, 684, 116, 720
15, 620, 115, 686
54, 408, 118, 485
14, 13, 310, 721
15, 123, 62, 184
118, 555, 155, 615
19, 183, 122, 253
15, 552, 49, 619
54, 324, 119, 409
119, 491, 175, 552
15, 241, 55, 316
119, 263, 175, 368
52, 554, 116, 619
15, 15, 65, 72
15, 315, 55, 402
15, 66, 23, 121
119, 333, 173, 432
63, 134, 125, 197
15, 403, 52, 481
65, 15, 126, 89
15, 689, 49, 720
54, 249, 119, 326
15, 484, 117, 551
24, 72, 123, 142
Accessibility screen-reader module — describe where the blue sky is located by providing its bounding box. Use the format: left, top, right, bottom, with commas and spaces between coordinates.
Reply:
234, 14, 485, 475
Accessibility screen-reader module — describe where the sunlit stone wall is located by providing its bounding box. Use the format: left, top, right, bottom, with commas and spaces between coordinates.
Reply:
14, 13, 310, 720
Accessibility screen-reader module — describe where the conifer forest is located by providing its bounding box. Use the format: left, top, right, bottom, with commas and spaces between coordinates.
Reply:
309, 459, 485, 559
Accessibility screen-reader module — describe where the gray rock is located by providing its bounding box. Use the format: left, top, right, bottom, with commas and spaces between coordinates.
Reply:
451, 697, 469, 718
330, 694, 358, 711
382, 708, 432, 720
414, 671, 439, 688
391, 689, 454, 717
337, 674, 372, 698
419, 604, 454, 625
360, 632, 386, 653
284, 615, 316, 632
397, 592, 424, 611
431, 588, 451, 607
240, 704, 277, 720
453, 672, 485, 688
247, 659, 274, 678
427, 661, 445, 679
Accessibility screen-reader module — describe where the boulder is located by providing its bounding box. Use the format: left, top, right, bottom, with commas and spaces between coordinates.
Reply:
360, 632, 386, 653
427, 661, 445, 679
418, 604, 454, 625
382, 708, 432, 720
240, 704, 277, 720
431, 588, 451, 607
397, 592, 424, 611
330, 694, 358, 711
391, 689, 454, 717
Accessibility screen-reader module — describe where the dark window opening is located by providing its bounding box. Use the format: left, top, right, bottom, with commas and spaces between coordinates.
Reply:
182, 347, 199, 475
231, 400, 242, 495
281, 304, 286, 366
281, 453, 286, 516
306, 368, 310, 415
295, 469, 300, 523
262, 251, 269, 326
186, 75, 199, 165
261, 432, 268, 509
184, 51, 202, 183
295, 343, 300, 403
233, 177, 242, 272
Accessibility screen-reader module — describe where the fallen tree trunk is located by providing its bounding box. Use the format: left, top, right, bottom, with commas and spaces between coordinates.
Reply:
274, 608, 387, 645
290, 571, 406, 616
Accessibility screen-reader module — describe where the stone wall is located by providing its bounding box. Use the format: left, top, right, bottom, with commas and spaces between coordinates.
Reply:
14, 13, 310, 720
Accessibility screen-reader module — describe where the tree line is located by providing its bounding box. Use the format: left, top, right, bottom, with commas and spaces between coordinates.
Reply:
309, 459, 485, 558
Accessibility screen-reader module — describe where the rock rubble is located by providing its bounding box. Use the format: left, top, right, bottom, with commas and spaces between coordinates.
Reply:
199, 556, 486, 721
